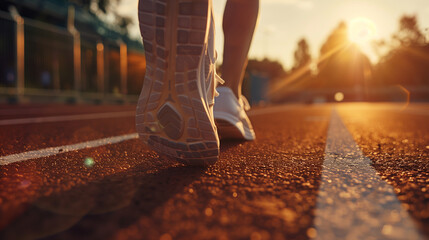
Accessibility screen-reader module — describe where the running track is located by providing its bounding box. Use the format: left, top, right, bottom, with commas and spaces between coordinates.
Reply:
0, 103, 428, 240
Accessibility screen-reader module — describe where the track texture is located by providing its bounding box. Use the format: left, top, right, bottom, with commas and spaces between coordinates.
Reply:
0, 103, 428, 239
338, 104, 429, 237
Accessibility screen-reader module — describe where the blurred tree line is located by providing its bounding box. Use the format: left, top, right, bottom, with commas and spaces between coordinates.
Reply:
372, 15, 429, 87
314, 21, 372, 90
0, 0, 133, 35
70, 0, 133, 35
72, 0, 112, 14
249, 14, 429, 102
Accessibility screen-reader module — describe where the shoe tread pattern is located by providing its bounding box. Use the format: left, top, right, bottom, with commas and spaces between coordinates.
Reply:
137, 0, 218, 166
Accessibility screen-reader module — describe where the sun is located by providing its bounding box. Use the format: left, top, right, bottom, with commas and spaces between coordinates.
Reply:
348, 17, 377, 45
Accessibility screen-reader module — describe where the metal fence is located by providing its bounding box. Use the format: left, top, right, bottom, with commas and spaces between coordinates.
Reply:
0, 10, 146, 103
0, 11, 16, 89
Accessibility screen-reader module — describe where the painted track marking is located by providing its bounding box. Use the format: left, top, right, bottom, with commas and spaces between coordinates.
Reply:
313, 110, 423, 240
0, 104, 309, 126
0, 104, 427, 237
0, 111, 135, 126
0, 133, 138, 165
0, 105, 305, 165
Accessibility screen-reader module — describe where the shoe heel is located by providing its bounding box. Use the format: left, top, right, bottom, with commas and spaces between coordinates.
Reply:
136, 0, 219, 165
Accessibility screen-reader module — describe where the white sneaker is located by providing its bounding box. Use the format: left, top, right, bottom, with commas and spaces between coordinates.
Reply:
136, 0, 223, 166
214, 87, 256, 140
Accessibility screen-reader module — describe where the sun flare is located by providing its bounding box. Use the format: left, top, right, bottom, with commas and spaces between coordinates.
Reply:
348, 17, 377, 45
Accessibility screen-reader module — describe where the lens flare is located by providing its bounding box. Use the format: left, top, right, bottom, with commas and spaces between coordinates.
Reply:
348, 17, 377, 45
84, 157, 95, 168
335, 92, 344, 102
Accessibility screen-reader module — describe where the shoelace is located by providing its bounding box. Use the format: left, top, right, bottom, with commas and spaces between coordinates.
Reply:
212, 50, 249, 111
240, 95, 251, 111
214, 74, 225, 97
213, 50, 225, 97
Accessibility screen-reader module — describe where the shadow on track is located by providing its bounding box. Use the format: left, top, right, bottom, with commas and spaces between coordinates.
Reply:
220, 139, 247, 152
0, 159, 207, 240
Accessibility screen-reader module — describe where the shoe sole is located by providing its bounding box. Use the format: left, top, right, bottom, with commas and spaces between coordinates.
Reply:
215, 117, 255, 141
215, 119, 246, 140
137, 0, 219, 166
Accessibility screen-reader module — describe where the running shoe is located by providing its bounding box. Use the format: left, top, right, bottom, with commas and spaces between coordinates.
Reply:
136, 0, 223, 166
214, 87, 256, 140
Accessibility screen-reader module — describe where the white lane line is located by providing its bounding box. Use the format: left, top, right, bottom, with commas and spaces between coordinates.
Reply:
0, 108, 56, 115
313, 110, 423, 240
0, 104, 304, 165
0, 133, 138, 165
0, 111, 135, 126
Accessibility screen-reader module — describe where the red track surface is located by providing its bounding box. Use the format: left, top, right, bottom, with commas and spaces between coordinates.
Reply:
0, 103, 428, 239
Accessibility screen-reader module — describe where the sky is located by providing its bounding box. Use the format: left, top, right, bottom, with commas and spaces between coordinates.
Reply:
116, 0, 429, 69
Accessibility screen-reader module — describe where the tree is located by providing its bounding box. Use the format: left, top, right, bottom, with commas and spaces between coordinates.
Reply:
315, 21, 372, 90
372, 15, 429, 88
320, 21, 349, 56
116, 15, 133, 35
71, 0, 118, 14
392, 15, 426, 47
293, 38, 311, 70
245, 58, 288, 81
70, 0, 132, 34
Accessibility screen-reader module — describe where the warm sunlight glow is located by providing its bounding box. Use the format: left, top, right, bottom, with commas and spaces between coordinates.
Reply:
335, 92, 345, 102
348, 17, 377, 45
